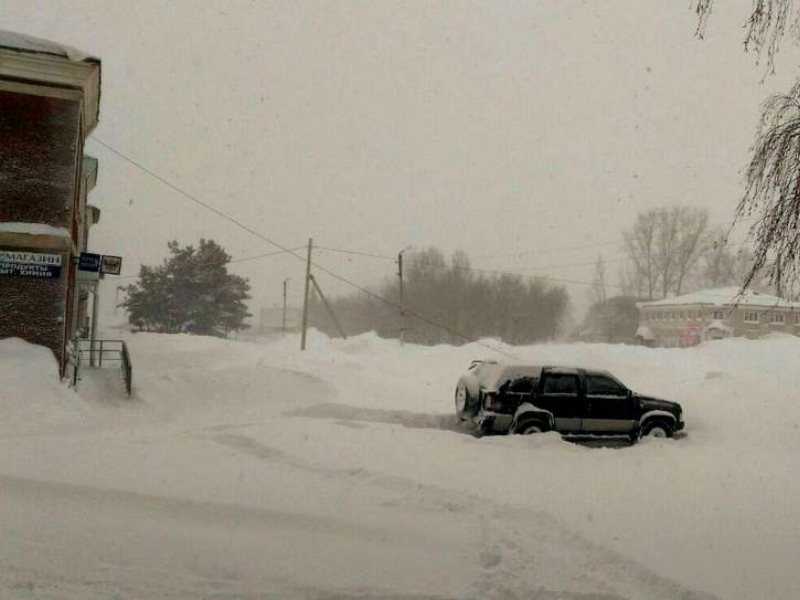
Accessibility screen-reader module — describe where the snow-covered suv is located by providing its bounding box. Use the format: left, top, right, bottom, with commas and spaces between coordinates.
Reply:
455, 361, 684, 440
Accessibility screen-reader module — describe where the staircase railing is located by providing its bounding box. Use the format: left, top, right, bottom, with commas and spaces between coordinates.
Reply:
71, 338, 133, 396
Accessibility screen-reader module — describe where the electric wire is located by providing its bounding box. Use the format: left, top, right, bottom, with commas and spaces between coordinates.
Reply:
90, 137, 520, 359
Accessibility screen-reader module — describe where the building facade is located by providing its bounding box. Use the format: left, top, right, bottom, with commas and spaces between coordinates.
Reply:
0, 31, 102, 375
636, 287, 800, 347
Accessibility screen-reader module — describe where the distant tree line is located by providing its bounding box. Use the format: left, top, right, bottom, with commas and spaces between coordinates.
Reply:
310, 247, 569, 345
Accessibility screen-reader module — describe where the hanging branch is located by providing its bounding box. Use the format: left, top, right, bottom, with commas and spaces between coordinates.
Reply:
738, 80, 800, 292
694, 0, 714, 39
694, 0, 796, 73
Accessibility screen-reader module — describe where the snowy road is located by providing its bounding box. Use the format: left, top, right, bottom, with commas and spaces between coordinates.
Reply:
2, 331, 798, 598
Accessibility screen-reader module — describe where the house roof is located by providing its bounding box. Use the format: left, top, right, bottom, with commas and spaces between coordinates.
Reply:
0, 30, 101, 134
0, 30, 97, 63
637, 287, 800, 310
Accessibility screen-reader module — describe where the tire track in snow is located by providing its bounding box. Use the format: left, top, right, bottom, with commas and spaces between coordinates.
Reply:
204, 430, 718, 600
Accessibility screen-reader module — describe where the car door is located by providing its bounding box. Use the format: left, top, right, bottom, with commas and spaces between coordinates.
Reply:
535, 373, 584, 433
582, 374, 636, 433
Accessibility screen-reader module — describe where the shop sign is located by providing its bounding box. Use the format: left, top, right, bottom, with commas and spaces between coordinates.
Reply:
100, 255, 122, 275
0, 251, 62, 278
78, 252, 101, 272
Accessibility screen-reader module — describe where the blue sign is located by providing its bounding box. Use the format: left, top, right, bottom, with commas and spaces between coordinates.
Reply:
78, 252, 101, 272
0, 251, 62, 278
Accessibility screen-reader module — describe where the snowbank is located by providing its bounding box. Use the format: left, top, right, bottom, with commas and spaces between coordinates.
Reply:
1, 330, 799, 598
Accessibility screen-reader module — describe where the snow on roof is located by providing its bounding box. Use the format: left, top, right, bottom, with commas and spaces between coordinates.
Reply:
0, 30, 96, 62
0, 222, 70, 238
637, 287, 800, 309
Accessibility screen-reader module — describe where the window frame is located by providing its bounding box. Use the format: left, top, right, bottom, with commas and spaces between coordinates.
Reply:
585, 374, 628, 397
541, 373, 580, 397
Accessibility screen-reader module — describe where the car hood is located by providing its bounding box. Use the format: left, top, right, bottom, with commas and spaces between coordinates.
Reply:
634, 393, 682, 414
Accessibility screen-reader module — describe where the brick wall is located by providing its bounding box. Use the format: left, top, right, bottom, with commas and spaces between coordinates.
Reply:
0, 87, 82, 375
0, 89, 81, 226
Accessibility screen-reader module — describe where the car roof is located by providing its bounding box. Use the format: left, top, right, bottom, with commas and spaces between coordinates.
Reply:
475, 363, 543, 389
473, 361, 617, 389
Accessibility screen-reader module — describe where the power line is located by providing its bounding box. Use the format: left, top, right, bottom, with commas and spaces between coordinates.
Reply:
470, 216, 759, 262
91, 136, 762, 350
91, 137, 519, 359
112, 246, 305, 280
96, 131, 758, 266
230, 246, 306, 265
315, 245, 395, 261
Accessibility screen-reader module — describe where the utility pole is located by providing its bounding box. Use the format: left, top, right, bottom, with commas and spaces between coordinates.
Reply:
300, 238, 313, 350
282, 277, 290, 335
398, 246, 411, 345
89, 281, 100, 366
310, 274, 347, 339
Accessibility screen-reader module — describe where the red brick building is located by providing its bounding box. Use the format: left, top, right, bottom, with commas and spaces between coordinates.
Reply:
0, 31, 101, 375
636, 287, 800, 347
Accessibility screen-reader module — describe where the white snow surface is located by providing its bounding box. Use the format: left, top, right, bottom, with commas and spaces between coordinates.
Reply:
2, 331, 799, 599
0, 222, 70, 238
0, 29, 93, 62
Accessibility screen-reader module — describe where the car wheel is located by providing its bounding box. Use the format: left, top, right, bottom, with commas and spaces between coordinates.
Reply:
455, 385, 469, 421
641, 420, 674, 439
516, 420, 547, 435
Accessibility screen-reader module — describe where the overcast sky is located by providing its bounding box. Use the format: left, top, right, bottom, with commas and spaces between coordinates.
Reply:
7, 1, 800, 320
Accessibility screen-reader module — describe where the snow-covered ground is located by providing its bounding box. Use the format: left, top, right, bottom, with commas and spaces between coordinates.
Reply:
1, 331, 799, 599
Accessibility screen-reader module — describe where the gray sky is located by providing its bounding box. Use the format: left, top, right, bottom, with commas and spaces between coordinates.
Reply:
7, 1, 800, 319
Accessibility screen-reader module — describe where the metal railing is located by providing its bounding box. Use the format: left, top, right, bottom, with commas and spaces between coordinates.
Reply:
71, 338, 133, 396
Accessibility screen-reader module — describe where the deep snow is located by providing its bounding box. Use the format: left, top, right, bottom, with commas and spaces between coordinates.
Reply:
1, 331, 799, 599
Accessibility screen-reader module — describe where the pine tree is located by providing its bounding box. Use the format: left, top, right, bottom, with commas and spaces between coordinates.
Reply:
123, 239, 251, 336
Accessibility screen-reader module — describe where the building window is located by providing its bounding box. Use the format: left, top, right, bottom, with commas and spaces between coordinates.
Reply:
712, 310, 724, 320
771, 313, 785, 324
744, 312, 759, 323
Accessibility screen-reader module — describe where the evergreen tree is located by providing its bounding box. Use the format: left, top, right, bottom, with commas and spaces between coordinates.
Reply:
123, 239, 251, 336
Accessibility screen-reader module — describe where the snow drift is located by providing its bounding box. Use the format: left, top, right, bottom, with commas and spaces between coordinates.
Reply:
1, 329, 798, 599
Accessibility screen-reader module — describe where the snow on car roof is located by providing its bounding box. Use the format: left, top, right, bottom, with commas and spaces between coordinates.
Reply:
477, 362, 543, 390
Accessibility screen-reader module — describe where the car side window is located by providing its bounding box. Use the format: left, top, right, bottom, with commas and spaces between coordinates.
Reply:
542, 374, 578, 396
586, 375, 626, 397
507, 377, 536, 394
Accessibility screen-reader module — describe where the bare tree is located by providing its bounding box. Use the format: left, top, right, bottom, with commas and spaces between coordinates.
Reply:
695, 0, 794, 73
693, 1, 800, 295
655, 208, 680, 298
623, 210, 659, 299
735, 81, 800, 294
623, 207, 709, 299
670, 208, 709, 295
700, 231, 738, 288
